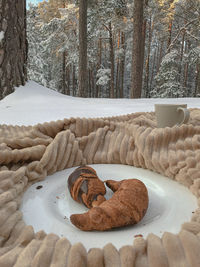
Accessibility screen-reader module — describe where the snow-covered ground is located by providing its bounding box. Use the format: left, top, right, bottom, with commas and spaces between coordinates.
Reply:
0, 81, 199, 126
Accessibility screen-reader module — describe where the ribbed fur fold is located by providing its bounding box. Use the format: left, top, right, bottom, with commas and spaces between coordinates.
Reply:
0, 110, 200, 266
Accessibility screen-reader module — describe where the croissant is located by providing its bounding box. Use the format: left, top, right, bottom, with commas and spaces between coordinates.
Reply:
70, 178, 148, 231
68, 165, 106, 209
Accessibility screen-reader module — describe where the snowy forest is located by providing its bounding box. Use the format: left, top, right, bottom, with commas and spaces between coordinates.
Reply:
27, 0, 200, 98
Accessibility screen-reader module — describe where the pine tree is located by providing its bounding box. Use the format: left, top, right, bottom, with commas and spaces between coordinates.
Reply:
188, 47, 200, 96
151, 49, 185, 98
27, 5, 46, 86
27, 4, 79, 94
26, 0, 200, 98
38, 0, 69, 22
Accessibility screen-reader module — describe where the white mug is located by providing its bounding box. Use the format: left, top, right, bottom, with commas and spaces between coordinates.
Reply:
155, 104, 190, 128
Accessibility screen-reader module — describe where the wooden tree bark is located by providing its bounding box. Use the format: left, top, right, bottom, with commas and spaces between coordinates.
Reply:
157, 40, 164, 72
149, 47, 157, 93
109, 22, 115, 98
78, 0, 88, 97
167, 21, 173, 50
0, 0, 27, 100
119, 32, 125, 98
88, 68, 91, 97
66, 65, 70, 95
72, 64, 76, 96
115, 31, 121, 97
180, 30, 185, 63
91, 69, 95, 98
183, 41, 189, 89
179, 29, 185, 85
96, 35, 102, 98
130, 0, 144, 98
61, 0, 67, 95
195, 63, 200, 96
141, 11, 147, 96
62, 52, 66, 94
144, 15, 153, 97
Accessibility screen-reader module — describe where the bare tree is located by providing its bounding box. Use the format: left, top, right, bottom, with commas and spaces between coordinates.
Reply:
130, 0, 144, 98
0, 0, 27, 100
78, 0, 88, 97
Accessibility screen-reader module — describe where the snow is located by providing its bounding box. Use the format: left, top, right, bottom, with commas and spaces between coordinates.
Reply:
0, 31, 4, 42
0, 80, 200, 126
96, 68, 111, 86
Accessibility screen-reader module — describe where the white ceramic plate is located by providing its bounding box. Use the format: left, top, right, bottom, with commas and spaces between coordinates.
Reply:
20, 164, 197, 250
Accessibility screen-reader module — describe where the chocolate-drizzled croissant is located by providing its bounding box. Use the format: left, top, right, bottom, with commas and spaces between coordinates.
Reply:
70, 179, 148, 231
68, 165, 106, 209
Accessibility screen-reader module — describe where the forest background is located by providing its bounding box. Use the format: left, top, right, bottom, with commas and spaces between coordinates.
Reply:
27, 0, 200, 99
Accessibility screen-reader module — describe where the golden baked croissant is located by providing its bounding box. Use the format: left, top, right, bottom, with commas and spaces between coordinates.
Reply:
68, 165, 106, 209
70, 178, 148, 231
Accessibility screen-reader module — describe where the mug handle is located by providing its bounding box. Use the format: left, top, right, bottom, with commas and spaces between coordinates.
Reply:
177, 107, 190, 126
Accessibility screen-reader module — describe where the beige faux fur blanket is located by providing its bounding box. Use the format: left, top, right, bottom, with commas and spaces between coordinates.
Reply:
1, 109, 200, 266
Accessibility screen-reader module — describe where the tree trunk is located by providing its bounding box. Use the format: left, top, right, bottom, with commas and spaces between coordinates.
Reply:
179, 29, 185, 84
157, 40, 163, 72
66, 65, 70, 95
96, 35, 102, 98
104, 42, 108, 68
0, 0, 27, 100
144, 16, 153, 97
109, 22, 115, 98
88, 68, 91, 97
183, 41, 189, 90
91, 69, 95, 98
72, 64, 76, 96
167, 21, 173, 50
61, 0, 66, 94
119, 32, 125, 98
141, 16, 146, 92
116, 60, 120, 98
131, 0, 144, 98
180, 31, 185, 63
78, 0, 88, 97
115, 31, 121, 98
183, 62, 189, 89
62, 52, 66, 94
149, 47, 157, 93
195, 63, 200, 96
